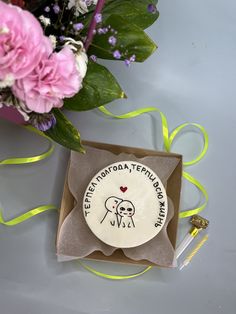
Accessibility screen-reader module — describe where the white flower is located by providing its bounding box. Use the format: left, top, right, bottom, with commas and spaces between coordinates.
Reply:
64, 38, 88, 79
39, 15, 51, 27
49, 35, 57, 49
15, 101, 31, 121
63, 37, 81, 52
86, 0, 98, 6
68, 0, 97, 16
0, 74, 15, 89
75, 50, 88, 79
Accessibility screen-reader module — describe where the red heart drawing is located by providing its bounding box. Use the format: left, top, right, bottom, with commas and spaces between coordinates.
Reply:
120, 186, 128, 193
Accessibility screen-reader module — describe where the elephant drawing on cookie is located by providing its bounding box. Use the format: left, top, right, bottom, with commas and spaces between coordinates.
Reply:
101, 196, 136, 228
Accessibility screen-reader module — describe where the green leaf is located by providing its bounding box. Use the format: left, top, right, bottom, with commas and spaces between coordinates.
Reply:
102, 0, 159, 30
64, 61, 126, 111
45, 109, 84, 153
79, 0, 159, 31
88, 15, 157, 62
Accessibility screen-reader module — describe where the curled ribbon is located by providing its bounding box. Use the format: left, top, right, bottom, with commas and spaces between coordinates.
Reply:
79, 261, 152, 280
0, 205, 57, 226
0, 125, 54, 165
0, 125, 56, 225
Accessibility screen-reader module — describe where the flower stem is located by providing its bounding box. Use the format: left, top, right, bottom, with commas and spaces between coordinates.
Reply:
85, 0, 106, 51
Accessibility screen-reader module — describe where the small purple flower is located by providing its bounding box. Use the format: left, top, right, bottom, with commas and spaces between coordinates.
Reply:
97, 28, 103, 34
108, 36, 117, 46
113, 50, 121, 59
44, 6, 50, 13
97, 28, 108, 35
124, 55, 136, 67
73, 23, 84, 31
130, 54, 136, 62
90, 55, 97, 62
29, 113, 56, 132
86, 0, 95, 5
95, 13, 102, 23
53, 4, 60, 14
124, 59, 131, 67
147, 4, 157, 14
59, 35, 65, 42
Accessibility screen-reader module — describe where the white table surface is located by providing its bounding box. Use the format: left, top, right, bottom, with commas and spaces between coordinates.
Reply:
1, 0, 236, 313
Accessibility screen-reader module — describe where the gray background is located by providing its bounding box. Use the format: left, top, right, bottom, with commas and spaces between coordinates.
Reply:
0, 0, 236, 313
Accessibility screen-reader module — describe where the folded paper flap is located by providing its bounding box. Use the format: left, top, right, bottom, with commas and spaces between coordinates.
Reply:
82, 141, 182, 159
57, 196, 174, 266
57, 202, 116, 258
165, 159, 182, 246
123, 197, 175, 266
68, 145, 180, 203
57, 168, 73, 236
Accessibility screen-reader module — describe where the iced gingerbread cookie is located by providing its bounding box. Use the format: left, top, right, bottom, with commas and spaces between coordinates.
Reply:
83, 161, 168, 248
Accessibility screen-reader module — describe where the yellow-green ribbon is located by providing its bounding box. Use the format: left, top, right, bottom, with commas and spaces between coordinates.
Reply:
79, 261, 152, 280
99, 106, 209, 218
0, 125, 56, 226
0, 205, 57, 226
180, 171, 209, 218
0, 126, 54, 166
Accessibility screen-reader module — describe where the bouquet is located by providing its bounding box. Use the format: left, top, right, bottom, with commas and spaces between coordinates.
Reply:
0, 0, 159, 152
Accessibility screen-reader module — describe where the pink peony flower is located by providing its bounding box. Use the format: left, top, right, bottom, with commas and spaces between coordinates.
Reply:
13, 47, 82, 113
0, 1, 52, 82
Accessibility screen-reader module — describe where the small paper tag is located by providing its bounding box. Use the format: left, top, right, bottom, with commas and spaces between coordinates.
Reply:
83, 161, 168, 248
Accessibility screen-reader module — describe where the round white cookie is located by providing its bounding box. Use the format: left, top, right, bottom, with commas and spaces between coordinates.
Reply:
83, 161, 168, 248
